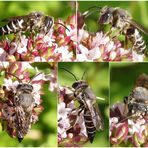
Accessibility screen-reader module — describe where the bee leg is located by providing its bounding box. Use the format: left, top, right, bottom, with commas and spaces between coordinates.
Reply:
123, 36, 128, 50
104, 29, 112, 37
66, 105, 84, 131
123, 96, 129, 117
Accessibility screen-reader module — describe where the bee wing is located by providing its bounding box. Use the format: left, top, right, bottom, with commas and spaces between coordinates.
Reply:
125, 19, 148, 35
92, 103, 104, 130
1, 15, 30, 23
85, 99, 104, 131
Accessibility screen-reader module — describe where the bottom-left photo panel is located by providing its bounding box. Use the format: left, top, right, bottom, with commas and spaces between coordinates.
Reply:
0, 62, 57, 147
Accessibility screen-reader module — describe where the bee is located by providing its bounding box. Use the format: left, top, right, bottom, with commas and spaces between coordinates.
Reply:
1, 72, 42, 142
98, 6, 148, 54
0, 11, 69, 36
124, 74, 148, 118
61, 68, 104, 143
79, 6, 148, 54
0, 11, 53, 35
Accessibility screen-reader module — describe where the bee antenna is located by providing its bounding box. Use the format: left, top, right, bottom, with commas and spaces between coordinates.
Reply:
60, 68, 78, 81
83, 6, 101, 18
5, 72, 22, 83
54, 22, 70, 32
81, 70, 87, 80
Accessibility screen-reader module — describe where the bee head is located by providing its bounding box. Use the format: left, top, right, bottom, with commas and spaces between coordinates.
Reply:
42, 16, 54, 34
17, 84, 33, 92
99, 6, 114, 24
72, 80, 88, 89
30, 11, 43, 18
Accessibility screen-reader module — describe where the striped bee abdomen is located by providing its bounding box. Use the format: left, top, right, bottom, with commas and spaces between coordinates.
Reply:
134, 29, 146, 54
15, 106, 31, 142
127, 28, 146, 54
84, 108, 96, 143
0, 19, 26, 35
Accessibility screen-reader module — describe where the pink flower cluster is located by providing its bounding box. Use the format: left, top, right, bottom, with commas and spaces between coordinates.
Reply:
77, 11, 145, 62
110, 103, 148, 147
0, 15, 76, 62
77, 29, 144, 62
0, 62, 57, 141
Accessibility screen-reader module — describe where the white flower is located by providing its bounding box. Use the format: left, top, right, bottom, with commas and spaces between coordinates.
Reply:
128, 118, 146, 135
54, 46, 73, 61
132, 51, 144, 62
58, 102, 72, 120
0, 48, 7, 61
21, 62, 34, 70
58, 102, 72, 139
34, 57, 47, 62
66, 26, 77, 43
3, 79, 19, 92
12, 35, 28, 54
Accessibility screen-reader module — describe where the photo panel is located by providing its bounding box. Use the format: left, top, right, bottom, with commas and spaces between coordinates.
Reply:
0, 62, 57, 146
58, 62, 109, 147
0, 1, 76, 62
110, 62, 148, 147
77, 1, 148, 62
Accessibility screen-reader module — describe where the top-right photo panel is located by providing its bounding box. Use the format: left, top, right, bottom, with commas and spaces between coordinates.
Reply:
77, 1, 148, 62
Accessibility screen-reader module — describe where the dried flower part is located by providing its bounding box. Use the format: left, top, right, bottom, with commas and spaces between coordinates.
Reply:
110, 103, 148, 146
0, 62, 56, 142
0, 14, 76, 62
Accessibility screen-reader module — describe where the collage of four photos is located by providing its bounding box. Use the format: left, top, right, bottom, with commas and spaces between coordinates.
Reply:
0, 1, 148, 147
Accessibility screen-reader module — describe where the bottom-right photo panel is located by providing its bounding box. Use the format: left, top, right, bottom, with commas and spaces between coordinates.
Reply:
110, 62, 148, 147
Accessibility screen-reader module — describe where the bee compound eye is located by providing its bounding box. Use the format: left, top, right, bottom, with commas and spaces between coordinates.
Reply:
34, 103, 38, 107
14, 96, 19, 102
72, 82, 79, 89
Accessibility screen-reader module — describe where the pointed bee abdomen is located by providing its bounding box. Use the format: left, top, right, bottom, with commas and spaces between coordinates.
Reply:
0, 19, 26, 35
84, 109, 96, 143
134, 29, 146, 54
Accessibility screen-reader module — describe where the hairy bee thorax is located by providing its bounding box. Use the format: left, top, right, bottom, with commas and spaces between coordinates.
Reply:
124, 74, 148, 118
0, 11, 53, 35
126, 87, 148, 116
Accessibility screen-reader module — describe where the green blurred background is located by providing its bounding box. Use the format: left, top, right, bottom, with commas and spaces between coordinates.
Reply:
58, 62, 109, 147
0, 62, 57, 147
78, 1, 148, 55
0, 1, 75, 26
110, 62, 148, 105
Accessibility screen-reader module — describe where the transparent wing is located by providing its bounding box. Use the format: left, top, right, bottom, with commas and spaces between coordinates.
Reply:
85, 99, 104, 131
1, 15, 30, 23
125, 19, 148, 35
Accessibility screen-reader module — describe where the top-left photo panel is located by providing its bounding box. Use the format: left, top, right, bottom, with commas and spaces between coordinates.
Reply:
0, 1, 76, 62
